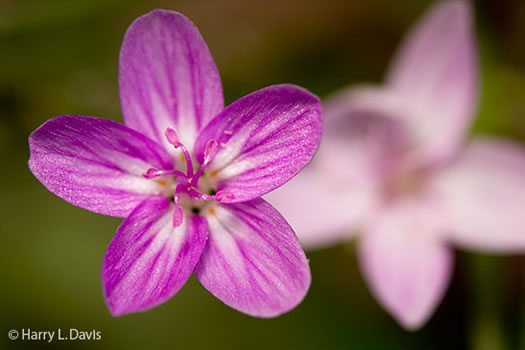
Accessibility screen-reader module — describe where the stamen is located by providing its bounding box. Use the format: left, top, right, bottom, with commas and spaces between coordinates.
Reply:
203, 139, 218, 165
171, 183, 189, 227
191, 139, 218, 186
142, 167, 187, 179
165, 128, 181, 147
216, 190, 235, 203
143, 168, 161, 179
172, 206, 183, 227
165, 128, 194, 177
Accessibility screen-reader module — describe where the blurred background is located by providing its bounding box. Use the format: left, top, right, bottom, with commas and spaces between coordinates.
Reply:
1, 0, 525, 349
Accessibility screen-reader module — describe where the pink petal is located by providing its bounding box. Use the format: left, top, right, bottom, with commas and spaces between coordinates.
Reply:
322, 85, 407, 132
119, 9, 223, 152
432, 138, 525, 252
194, 199, 311, 317
386, 0, 478, 161
102, 195, 208, 316
321, 86, 414, 176
359, 200, 453, 330
194, 84, 322, 202
28, 115, 173, 217
264, 171, 372, 249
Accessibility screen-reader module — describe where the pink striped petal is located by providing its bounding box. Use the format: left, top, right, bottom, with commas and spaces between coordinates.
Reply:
194, 199, 311, 317
322, 86, 407, 134
265, 170, 373, 249
119, 9, 223, 152
102, 195, 208, 316
359, 200, 453, 330
386, 0, 478, 161
28, 115, 173, 217
432, 138, 525, 252
194, 84, 322, 202
321, 86, 413, 178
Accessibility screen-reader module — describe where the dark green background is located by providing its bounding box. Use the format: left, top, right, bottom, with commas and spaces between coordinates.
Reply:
1, 0, 524, 349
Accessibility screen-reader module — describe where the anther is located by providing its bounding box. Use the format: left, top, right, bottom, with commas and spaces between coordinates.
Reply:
142, 167, 187, 179
216, 190, 235, 203
165, 128, 181, 147
143, 168, 161, 179
165, 127, 194, 177
173, 206, 184, 227
191, 139, 219, 186
203, 139, 218, 165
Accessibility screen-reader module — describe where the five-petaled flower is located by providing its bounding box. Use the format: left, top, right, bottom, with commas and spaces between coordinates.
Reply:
268, 0, 525, 329
28, 9, 322, 317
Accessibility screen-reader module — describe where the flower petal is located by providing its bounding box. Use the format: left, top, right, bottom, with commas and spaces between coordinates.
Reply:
102, 195, 208, 316
321, 86, 414, 175
265, 170, 373, 249
386, 0, 478, 161
194, 84, 322, 202
28, 115, 173, 217
194, 198, 311, 317
322, 85, 407, 132
359, 200, 453, 330
119, 9, 223, 152
432, 138, 525, 252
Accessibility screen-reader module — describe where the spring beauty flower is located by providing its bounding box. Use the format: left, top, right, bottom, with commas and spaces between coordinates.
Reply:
28, 10, 322, 317
267, 0, 525, 329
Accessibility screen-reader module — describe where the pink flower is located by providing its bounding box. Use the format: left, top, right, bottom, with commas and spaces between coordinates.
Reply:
29, 10, 322, 317
267, 0, 525, 329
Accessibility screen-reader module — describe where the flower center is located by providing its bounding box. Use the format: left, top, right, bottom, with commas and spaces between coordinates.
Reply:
383, 166, 428, 200
142, 128, 235, 227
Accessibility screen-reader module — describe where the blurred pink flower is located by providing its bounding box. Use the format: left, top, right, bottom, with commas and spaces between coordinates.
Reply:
267, 0, 525, 329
